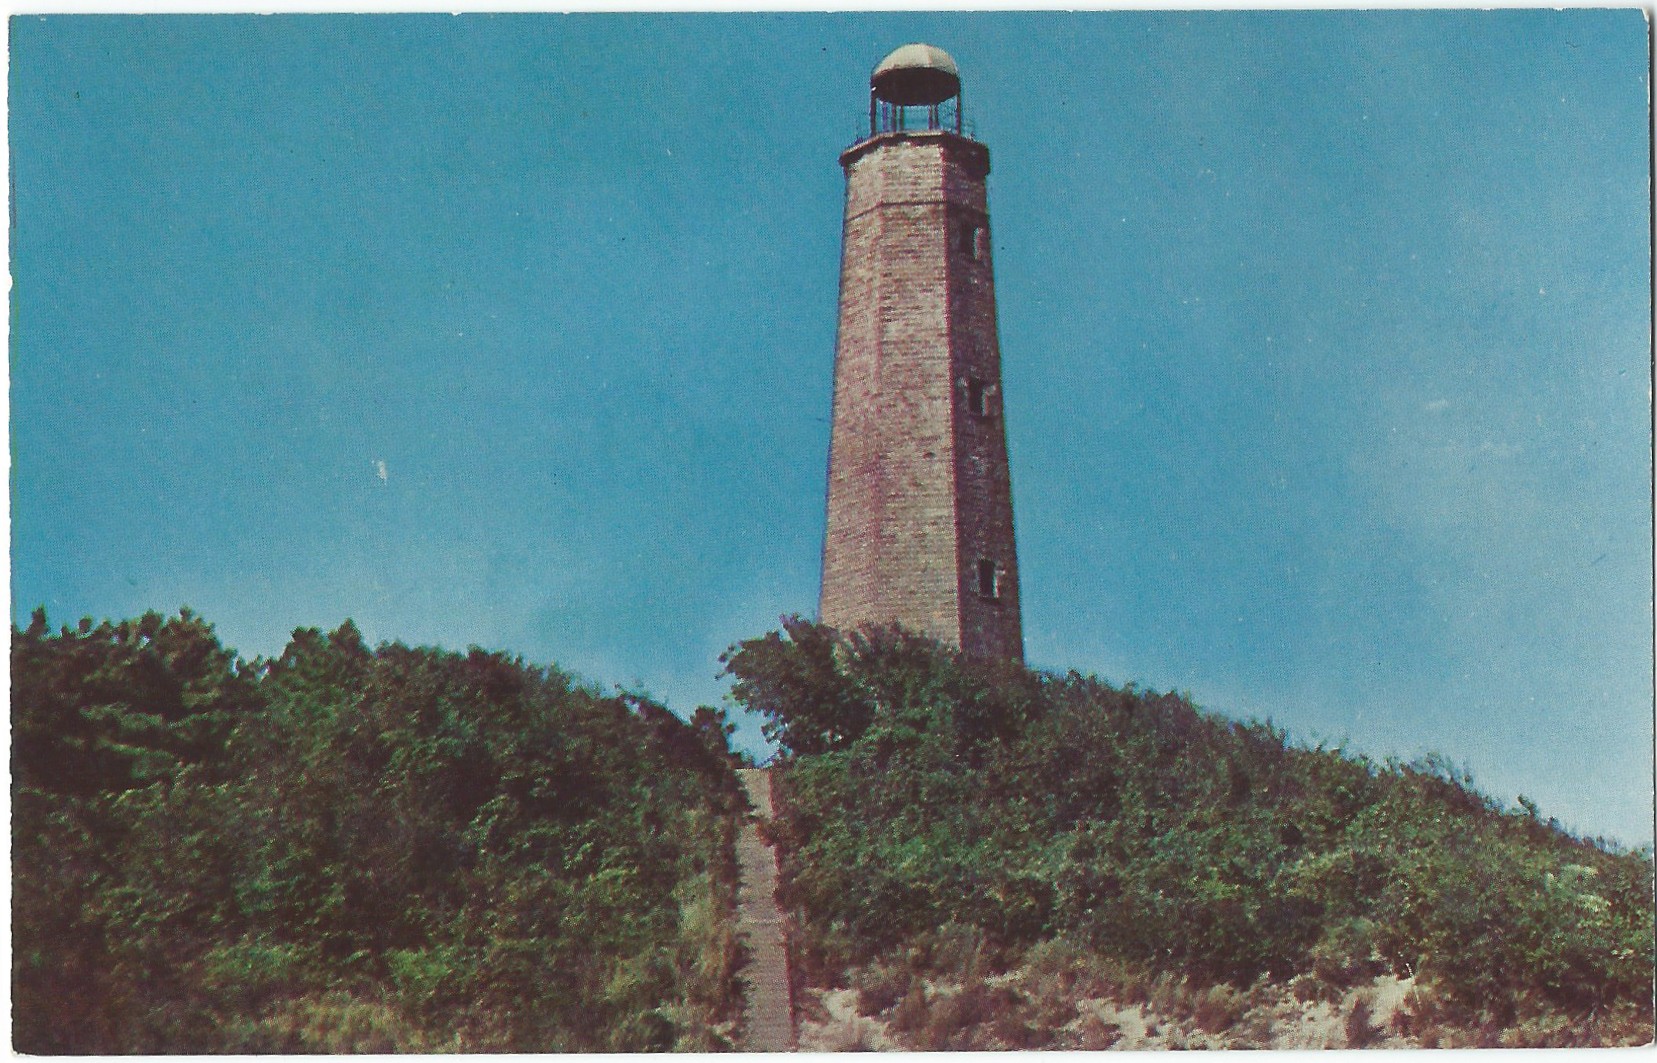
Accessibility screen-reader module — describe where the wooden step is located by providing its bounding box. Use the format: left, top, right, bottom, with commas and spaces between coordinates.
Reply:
735, 768, 794, 1052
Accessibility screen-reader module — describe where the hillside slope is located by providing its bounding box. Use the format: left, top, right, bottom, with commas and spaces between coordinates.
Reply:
13, 609, 745, 1052
725, 618, 1654, 1049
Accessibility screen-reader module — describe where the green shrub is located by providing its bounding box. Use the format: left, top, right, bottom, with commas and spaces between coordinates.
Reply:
728, 618, 1655, 1046
1308, 917, 1383, 991
13, 611, 745, 1052
855, 959, 911, 1015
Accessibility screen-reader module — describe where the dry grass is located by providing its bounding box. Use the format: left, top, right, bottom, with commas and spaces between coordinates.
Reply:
920, 922, 998, 982
916, 980, 1022, 1050
1193, 982, 1247, 1033
818, 938, 1650, 1052
250, 992, 431, 1053
1228, 1005, 1277, 1047
1383, 977, 1654, 1049
675, 865, 744, 1046
888, 974, 929, 1033
824, 1016, 881, 1051
853, 959, 911, 1017
1075, 1013, 1125, 1049
1344, 990, 1380, 1048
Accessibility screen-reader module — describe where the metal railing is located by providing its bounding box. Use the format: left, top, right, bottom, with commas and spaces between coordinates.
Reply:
851, 100, 977, 147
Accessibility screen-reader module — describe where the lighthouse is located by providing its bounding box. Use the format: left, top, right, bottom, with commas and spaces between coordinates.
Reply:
819, 44, 1024, 662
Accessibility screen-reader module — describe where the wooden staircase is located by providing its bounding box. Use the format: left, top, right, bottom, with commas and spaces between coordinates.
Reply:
735, 768, 794, 1051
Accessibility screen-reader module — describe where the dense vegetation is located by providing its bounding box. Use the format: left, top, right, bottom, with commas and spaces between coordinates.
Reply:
14, 609, 745, 1052
726, 619, 1655, 1048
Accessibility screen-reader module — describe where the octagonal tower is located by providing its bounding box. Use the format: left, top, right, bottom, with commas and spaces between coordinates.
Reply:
819, 44, 1024, 662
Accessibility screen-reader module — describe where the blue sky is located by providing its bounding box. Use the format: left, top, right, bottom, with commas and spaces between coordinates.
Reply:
11, 11, 1652, 846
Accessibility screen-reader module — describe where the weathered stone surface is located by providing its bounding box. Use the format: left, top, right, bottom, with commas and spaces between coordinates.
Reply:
820, 130, 1023, 661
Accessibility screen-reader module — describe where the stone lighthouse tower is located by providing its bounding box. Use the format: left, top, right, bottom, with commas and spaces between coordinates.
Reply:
819, 43, 1024, 662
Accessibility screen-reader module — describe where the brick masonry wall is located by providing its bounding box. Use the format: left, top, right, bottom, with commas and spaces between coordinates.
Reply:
820, 131, 1023, 661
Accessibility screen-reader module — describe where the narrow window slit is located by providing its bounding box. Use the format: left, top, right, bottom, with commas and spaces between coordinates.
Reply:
977, 559, 1000, 599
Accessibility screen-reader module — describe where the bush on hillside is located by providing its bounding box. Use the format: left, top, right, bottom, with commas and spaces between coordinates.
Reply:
724, 617, 1654, 1040
14, 609, 744, 1052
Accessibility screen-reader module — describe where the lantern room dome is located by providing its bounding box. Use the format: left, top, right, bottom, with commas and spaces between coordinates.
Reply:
871, 43, 961, 107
